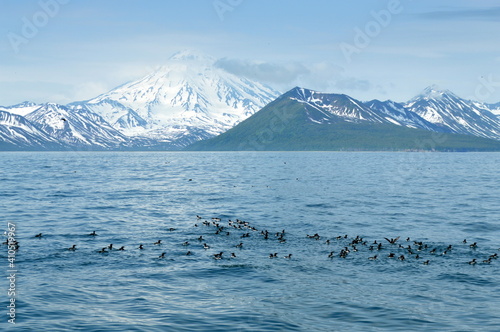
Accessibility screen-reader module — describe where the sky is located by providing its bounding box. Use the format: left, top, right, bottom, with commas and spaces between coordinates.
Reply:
1, 0, 500, 106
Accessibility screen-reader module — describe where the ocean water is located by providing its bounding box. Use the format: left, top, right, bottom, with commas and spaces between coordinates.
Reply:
1, 151, 499, 332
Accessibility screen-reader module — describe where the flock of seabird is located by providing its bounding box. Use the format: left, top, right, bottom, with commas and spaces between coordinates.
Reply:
3, 216, 499, 267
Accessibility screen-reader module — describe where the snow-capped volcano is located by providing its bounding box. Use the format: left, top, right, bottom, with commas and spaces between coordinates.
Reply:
76, 50, 281, 146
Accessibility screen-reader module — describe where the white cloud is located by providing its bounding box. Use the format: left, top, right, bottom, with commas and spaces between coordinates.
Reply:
215, 58, 372, 94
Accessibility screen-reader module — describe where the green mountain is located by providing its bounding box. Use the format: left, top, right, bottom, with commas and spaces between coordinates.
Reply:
186, 88, 500, 151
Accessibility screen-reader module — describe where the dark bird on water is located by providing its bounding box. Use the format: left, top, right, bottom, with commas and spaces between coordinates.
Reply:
385, 236, 400, 244
89, 231, 97, 236
35, 233, 42, 238
68, 245, 76, 251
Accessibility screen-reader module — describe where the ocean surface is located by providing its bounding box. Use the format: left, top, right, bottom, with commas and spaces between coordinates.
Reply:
1, 151, 499, 331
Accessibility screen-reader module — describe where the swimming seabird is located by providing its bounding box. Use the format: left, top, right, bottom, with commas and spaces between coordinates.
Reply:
159, 252, 166, 258
468, 258, 477, 265
68, 245, 77, 251
385, 236, 400, 244
35, 233, 42, 238
154, 240, 162, 245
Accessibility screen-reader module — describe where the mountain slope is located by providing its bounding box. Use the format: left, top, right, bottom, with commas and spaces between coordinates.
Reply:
405, 86, 500, 140
364, 99, 446, 132
76, 51, 281, 147
25, 103, 128, 148
187, 88, 500, 151
487, 102, 500, 117
0, 110, 63, 150
288, 87, 387, 123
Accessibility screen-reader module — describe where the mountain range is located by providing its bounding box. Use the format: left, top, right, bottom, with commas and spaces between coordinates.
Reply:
187, 87, 500, 151
1, 51, 500, 151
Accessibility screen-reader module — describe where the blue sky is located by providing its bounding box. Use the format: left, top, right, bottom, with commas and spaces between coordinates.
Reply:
1, 0, 500, 105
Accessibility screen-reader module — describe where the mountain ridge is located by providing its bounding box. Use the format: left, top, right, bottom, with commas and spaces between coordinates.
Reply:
1, 51, 500, 150
186, 86, 500, 152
